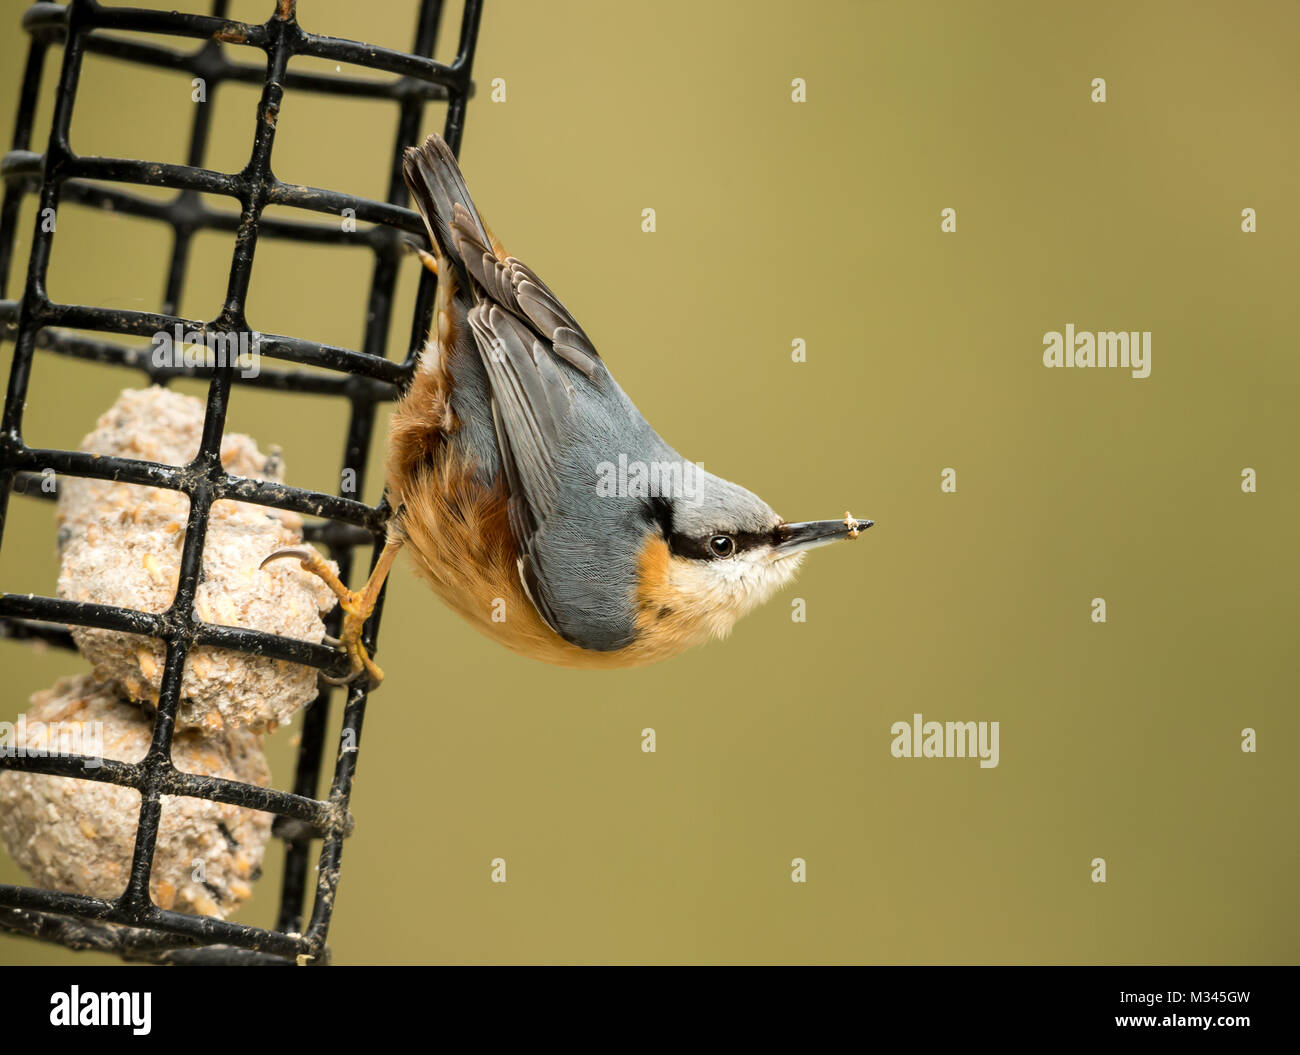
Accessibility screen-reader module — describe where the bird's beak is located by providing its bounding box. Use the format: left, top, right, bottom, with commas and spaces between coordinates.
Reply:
774, 515, 873, 555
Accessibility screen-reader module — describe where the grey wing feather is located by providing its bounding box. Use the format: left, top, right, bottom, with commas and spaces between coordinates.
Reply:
488, 393, 565, 637
508, 263, 602, 378
448, 205, 601, 379
468, 304, 583, 639
468, 306, 563, 514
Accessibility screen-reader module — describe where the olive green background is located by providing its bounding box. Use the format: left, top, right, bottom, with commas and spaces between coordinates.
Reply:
1, 0, 1296, 965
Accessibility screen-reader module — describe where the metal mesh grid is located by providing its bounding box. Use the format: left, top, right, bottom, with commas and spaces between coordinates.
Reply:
0, 0, 482, 965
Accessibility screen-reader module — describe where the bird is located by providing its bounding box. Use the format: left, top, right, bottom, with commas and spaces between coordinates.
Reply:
263, 133, 872, 686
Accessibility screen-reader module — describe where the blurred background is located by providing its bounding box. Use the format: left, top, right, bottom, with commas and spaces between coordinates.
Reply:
1, 0, 1297, 964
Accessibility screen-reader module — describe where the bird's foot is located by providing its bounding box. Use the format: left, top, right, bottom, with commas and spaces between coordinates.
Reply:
414, 245, 439, 275
261, 537, 403, 688
401, 237, 439, 276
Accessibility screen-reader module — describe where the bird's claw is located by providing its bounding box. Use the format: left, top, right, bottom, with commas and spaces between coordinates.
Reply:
259, 545, 317, 571
261, 546, 386, 688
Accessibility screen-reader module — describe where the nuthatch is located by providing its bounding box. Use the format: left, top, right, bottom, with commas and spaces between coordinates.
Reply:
264, 134, 872, 685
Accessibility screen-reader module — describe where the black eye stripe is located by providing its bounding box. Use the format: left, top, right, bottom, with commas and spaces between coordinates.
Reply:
734, 529, 781, 551
643, 499, 778, 561
664, 533, 714, 560
665, 529, 776, 561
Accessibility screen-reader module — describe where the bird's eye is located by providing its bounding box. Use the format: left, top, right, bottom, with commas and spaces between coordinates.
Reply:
709, 535, 735, 558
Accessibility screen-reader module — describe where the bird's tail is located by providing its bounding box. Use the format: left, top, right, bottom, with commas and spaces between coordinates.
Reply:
401, 133, 492, 276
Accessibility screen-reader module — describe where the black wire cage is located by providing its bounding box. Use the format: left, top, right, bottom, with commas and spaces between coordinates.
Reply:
0, 0, 482, 964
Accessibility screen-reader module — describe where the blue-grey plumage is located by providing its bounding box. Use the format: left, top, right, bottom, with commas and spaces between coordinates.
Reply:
266, 133, 871, 683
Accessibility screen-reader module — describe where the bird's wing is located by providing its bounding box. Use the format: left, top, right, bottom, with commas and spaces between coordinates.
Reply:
441, 186, 613, 642
449, 203, 602, 379
466, 302, 583, 639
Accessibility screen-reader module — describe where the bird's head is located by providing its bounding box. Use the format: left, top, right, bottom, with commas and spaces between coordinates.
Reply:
633, 468, 872, 647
